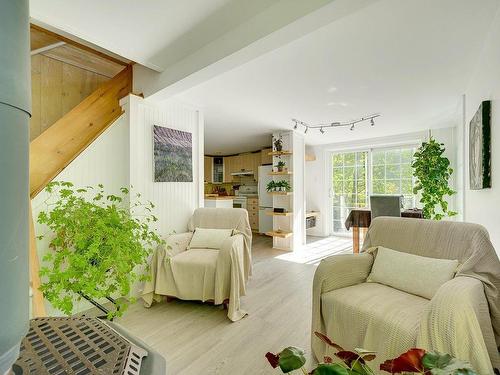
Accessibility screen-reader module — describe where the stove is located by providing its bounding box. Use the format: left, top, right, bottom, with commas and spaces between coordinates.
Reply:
234, 185, 258, 209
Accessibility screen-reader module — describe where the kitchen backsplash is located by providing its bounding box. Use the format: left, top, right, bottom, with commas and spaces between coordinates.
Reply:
205, 178, 258, 195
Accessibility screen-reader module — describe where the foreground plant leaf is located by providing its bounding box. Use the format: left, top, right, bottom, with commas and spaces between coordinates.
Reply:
314, 331, 345, 351
422, 351, 477, 375
354, 348, 377, 362
278, 347, 306, 373
380, 348, 426, 373
336, 351, 365, 367
312, 363, 349, 375
265, 352, 279, 368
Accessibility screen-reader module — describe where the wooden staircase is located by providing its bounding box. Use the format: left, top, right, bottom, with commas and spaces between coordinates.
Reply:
29, 65, 133, 317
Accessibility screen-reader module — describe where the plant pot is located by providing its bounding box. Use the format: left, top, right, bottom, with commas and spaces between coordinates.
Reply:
277, 167, 283, 172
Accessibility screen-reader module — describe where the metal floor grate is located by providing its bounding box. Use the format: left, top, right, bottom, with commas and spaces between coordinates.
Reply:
13, 317, 147, 375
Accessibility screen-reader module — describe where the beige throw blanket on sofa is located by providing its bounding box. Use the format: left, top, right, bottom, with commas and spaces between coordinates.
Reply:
142, 208, 252, 322
312, 218, 500, 374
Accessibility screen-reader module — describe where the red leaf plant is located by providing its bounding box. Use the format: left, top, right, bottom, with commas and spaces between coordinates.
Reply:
380, 349, 427, 373
266, 332, 478, 375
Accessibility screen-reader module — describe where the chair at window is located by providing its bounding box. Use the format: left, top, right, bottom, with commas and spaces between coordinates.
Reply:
370, 195, 402, 219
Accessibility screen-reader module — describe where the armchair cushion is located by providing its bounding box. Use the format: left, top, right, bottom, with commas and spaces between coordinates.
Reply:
169, 249, 219, 301
322, 282, 428, 359
367, 246, 459, 299
188, 227, 234, 250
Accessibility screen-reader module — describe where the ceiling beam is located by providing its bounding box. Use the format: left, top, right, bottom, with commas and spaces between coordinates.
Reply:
136, 0, 378, 102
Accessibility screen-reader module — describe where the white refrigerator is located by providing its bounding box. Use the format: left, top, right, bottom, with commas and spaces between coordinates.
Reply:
258, 165, 273, 233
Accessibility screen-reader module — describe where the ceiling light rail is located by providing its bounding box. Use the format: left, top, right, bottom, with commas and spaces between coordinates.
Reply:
292, 113, 381, 133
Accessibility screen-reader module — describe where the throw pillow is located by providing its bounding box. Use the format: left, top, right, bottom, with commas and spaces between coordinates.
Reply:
367, 246, 459, 299
188, 227, 234, 250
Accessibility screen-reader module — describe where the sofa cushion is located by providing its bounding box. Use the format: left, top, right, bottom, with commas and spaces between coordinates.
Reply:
321, 282, 428, 358
188, 227, 233, 250
367, 246, 459, 299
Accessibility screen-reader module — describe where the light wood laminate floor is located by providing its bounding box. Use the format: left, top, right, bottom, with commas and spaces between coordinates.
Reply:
116, 235, 351, 374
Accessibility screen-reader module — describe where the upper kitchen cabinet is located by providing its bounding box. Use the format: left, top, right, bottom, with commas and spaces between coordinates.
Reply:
252, 152, 261, 180
239, 153, 253, 172
261, 148, 273, 165
204, 156, 213, 183
223, 155, 234, 183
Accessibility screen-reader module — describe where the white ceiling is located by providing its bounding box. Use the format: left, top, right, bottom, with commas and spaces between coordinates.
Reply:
29, 0, 278, 70
176, 0, 499, 155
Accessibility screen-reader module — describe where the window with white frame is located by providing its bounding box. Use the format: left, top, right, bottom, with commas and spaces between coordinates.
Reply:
331, 145, 417, 234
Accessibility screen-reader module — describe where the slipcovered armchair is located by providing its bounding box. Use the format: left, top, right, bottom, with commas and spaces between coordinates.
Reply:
312, 217, 500, 374
142, 208, 252, 322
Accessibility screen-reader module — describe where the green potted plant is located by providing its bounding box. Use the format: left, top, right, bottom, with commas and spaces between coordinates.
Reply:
280, 180, 292, 192
274, 136, 283, 152
266, 331, 478, 374
276, 160, 286, 172
412, 137, 457, 220
37, 181, 164, 318
266, 180, 277, 192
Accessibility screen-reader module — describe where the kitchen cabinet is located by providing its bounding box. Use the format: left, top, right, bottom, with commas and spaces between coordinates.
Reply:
240, 153, 253, 172
232, 154, 243, 173
204, 156, 213, 183
247, 197, 259, 231
252, 152, 261, 180
223, 156, 234, 182
261, 148, 273, 165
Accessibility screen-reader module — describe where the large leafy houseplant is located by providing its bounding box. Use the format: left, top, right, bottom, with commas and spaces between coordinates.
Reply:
37, 181, 163, 318
412, 137, 457, 220
266, 331, 478, 374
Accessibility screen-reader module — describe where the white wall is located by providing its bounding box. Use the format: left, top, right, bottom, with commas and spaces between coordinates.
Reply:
32, 115, 130, 315
305, 126, 459, 237
464, 7, 500, 254
31, 95, 204, 315
123, 95, 204, 236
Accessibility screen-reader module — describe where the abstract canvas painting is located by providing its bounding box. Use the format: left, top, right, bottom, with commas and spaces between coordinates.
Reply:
469, 100, 491, 190
153, 125, 193, 182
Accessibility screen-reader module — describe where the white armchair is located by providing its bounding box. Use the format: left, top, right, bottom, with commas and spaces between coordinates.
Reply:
142, 208, 252, 321
312, 217, 500, 374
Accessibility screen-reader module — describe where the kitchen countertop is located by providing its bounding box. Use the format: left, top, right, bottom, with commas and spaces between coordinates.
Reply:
204, 195, 235, 200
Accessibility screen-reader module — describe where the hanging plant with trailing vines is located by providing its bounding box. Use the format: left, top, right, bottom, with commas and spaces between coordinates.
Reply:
412, 137, 457, 220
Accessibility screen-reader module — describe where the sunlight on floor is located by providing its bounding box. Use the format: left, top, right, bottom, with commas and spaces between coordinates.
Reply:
273, 235, 352, 265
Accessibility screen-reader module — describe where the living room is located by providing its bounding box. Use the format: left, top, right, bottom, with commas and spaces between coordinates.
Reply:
1, 1, 500, 374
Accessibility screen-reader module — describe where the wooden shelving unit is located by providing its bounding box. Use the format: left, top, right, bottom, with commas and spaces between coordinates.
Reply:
268, 191, 293, 196
268, 150, 292, 156
269, 171, 293, 175
265, 230, 293, 238
265, 211, 293, 216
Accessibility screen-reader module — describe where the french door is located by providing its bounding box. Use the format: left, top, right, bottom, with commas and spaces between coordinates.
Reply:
331, 146, 417, 235
331, 151, 369, 234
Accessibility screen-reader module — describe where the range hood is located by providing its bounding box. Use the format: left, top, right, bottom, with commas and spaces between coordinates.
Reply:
231, 170, 254, 176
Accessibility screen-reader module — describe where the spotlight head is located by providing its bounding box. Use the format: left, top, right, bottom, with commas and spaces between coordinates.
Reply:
304, 127, 308, 134
370, 118, 375, 126
350, 124, 355, 131
320, 127, 325, 134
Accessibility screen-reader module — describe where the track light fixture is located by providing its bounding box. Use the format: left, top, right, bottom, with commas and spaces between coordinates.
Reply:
291, 113, 380, 135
